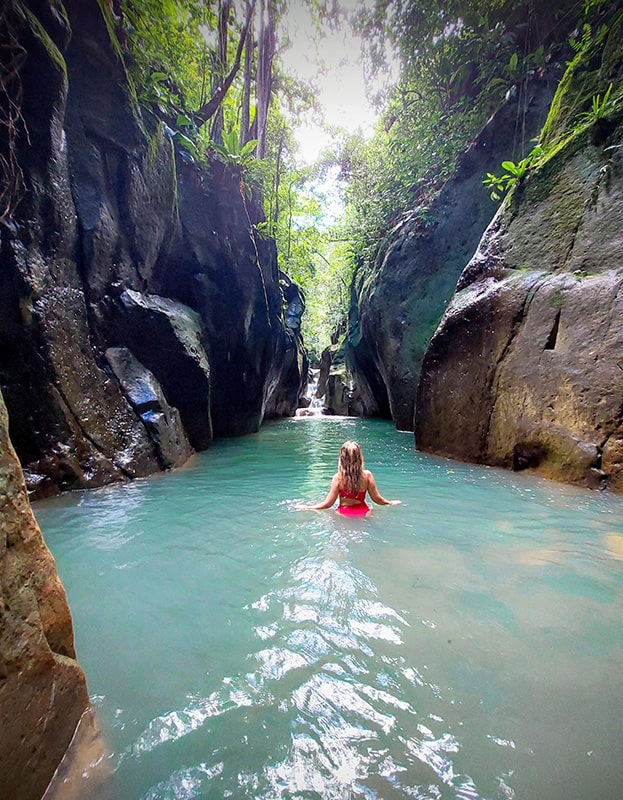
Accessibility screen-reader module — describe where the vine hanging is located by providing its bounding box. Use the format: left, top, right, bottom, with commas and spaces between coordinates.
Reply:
0, 3, 29, 222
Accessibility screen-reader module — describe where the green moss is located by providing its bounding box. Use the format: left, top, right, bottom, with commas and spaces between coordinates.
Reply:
146, 120, 162, 173
20, 5, 68, 81
520, 132, 585, 205
541, 14, 623, 155
549, 287, 564, 309
540, 66, 577, 149
95, 0, 124, 64
600, 10, 623, 80
94, 0, 145, 117
540, 25, 604, 149
169, 137, 180, 219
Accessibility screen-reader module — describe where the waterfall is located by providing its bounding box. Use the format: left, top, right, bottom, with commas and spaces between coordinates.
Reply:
295, 369, 326, 416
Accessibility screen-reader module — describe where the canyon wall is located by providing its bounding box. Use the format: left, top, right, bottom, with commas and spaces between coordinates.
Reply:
320, 77, 557, 426
416, 12, 623, 491
0, 389, 89, 800
0, 0, 307, 500
319, 3, 582, 432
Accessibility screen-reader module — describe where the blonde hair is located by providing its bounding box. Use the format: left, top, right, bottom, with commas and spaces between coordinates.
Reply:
338, 441, 364, 494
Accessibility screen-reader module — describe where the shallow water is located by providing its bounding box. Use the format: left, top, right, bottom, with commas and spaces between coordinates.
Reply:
35, 418, 623, 800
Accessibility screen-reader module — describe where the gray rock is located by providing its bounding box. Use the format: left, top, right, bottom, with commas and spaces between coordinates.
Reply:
105, 347, 193, 469
416, 126, 623, 490
111, 290, 213, 451
330, 77, 558, 430
0, 0, 306, 496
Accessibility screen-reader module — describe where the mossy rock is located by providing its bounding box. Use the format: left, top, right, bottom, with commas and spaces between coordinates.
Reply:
541, 11, 623, 152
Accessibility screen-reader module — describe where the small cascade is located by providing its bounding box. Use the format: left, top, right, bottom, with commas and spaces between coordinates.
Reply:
295, 369, 326, 417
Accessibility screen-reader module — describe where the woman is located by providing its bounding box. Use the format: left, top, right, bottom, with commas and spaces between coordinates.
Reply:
308, 440, 400, 516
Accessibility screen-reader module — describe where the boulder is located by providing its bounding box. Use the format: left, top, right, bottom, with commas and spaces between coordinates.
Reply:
317, 340, 380, 417
105, 347, 193, 469
343, 77, 558, 430
416, 32, 623, 490
109, 290, 213, 451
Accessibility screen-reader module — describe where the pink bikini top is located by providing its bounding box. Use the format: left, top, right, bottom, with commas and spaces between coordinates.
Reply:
339, 486, 366, 502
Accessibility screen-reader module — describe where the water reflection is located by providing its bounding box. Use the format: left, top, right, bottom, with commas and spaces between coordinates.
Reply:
35, 418, 623, 800
121, 541, 519, 799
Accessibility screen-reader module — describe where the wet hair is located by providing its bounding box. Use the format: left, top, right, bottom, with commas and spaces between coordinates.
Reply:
338, 441, 364, 494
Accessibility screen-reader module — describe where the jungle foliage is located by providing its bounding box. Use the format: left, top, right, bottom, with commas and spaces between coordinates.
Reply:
339, 0, 592, 265
114, 0, 353, 358
82, 0, 620, 359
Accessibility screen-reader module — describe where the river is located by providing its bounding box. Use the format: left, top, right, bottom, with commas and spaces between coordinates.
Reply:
34, 417, 623, 800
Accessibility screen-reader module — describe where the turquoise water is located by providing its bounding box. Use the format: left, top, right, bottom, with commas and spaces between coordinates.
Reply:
35, 418, 623, 800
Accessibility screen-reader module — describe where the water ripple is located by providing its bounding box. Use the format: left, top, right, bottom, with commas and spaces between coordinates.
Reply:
141, 760, 223, 800
36, 417, 623, 800
129, 684, 254, 755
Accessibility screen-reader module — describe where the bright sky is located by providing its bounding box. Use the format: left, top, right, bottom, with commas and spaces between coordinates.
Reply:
279, 2, 378, 164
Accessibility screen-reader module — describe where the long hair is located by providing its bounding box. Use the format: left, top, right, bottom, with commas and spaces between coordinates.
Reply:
338, 441, 364, 494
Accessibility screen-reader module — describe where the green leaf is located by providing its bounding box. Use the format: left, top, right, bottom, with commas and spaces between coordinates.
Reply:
221, 129, 240, 155
176, 114, 195, 129
239, 139, 258, 158
501, 160, 516, 172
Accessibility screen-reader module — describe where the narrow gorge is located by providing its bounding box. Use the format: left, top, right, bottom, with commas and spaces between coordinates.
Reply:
2, 1, 623, 798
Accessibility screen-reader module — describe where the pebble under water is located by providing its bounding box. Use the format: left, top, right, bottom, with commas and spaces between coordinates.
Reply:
35, 418, 623, 800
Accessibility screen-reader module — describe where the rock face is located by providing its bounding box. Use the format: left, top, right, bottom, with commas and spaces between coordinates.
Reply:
0, 0, 306, 498
105, 346, 194, 469
317, 320, 383, 417
416, 16, 623, 491
322, 77, 559, 429
0, 389, 89, 800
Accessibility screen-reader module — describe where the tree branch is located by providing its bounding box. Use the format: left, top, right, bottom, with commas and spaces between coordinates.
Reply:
193, 0, 257, 127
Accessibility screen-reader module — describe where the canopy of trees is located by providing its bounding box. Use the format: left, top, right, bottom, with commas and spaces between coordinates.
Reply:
96, 0, 616, 360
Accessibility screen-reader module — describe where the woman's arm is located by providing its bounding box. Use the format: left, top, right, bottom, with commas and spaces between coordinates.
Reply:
366, 470, 401, 505
310, 473, 341, 509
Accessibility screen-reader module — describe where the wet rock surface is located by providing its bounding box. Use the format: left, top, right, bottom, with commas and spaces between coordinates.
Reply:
416, 90, 623, 489
0, 0, 306, 498
0, 390, 89, 800
105, 346, 194, 469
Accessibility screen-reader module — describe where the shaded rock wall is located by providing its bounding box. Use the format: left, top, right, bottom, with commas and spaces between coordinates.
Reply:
0, 389, 89, 800
416, 13, 623, 491
0, 0, 307, 498
322, 77, 557, 427
317, 311, 385, 418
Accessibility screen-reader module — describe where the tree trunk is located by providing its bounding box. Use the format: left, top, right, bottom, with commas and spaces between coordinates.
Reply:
273, 122, 286, 224
255, 0, 275, 159
240, 0, 254, 148
210, 0, 231, 144
193, 0, 257, 128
